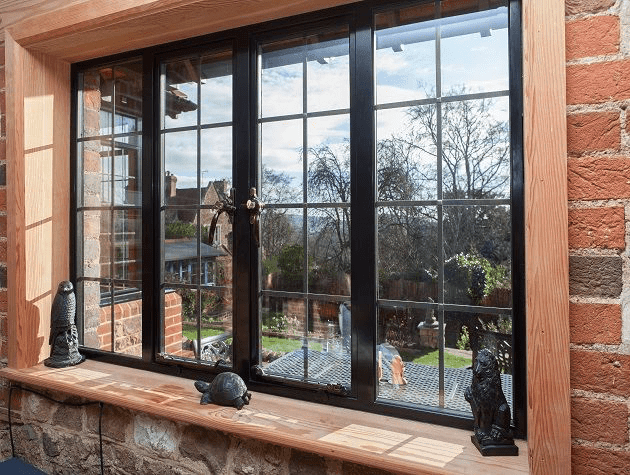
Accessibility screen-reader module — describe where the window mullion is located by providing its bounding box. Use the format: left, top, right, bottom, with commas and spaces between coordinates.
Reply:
350, 8, 376, 404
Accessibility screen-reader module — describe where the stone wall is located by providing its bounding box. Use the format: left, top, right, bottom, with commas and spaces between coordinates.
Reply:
565, 0, 630, 472
0, 386, 395, 475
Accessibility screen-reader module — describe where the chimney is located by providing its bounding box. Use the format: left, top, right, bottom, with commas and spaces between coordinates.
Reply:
165, 171, 177, 198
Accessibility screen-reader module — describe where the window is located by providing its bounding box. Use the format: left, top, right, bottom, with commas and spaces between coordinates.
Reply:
73, 0, 524, 433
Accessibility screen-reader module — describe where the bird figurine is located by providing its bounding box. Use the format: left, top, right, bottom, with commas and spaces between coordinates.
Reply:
44, 281, 85, 368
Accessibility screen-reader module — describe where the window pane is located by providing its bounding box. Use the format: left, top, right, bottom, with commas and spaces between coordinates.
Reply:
443, 205, 511, 306
114, 142, 142, 206
82, 209, 111, 280
162, 58, 199, 129
114, 209, 142, 281
378, 206, 438, 301
259, 40, 304, 118
200, 127, 232, 188
441, 97, 510, 200
440, 6, 509, 96
260, 120, 303, 201
112, 282, 143, 357
306, 32, 349, 112
163, 210, 202, 286
307, 115, 350, 203
261, 212, 305, 293
200, 53, 233, 124
163, 130, 199, 206
377, 107, 438, 201
375, 3, 437, 105
80, 140, 112, 207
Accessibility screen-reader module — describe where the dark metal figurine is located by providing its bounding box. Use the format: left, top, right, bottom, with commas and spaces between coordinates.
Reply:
44, 281, 85, 368
464, 348, 518, 456
195, 372, 251, 410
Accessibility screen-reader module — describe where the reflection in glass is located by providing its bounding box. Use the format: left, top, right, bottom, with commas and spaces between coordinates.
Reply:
200, 127, 232, 186
441, 97, 510, 200
440, 7, 509, 95
374, 13, 436, 105
80, 140, 112, 207
163, 210, 200, 286
162, 58, 199, 129
163, 130, 198, 206
114, 143, 142, 206
200, 54, 233, 124
306, 34, 349, 112
378, 206, 437, 301
307, 116, 350, 203
113, 209, 142, 281
259, 41, 303, 118
308, 208, 351, 295
112, 282, 143, 357
260, 120, 303, 198
261, 211, 304, 293
443, 205, 511, 306
377, 107, 437, 201
82, 209, 111, 280
260, 295, 350, 387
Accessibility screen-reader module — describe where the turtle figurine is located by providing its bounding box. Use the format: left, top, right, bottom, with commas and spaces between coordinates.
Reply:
194, 372, 252, 410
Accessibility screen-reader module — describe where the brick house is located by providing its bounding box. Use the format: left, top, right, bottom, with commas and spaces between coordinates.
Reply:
0, 0, 627, 474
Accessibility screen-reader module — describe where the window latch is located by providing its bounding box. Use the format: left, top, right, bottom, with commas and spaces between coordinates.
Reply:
243, 187, 265, 247
209, 189, 236, 246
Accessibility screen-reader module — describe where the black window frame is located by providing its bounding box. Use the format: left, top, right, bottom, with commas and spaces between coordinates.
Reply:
71, 0, 525, 436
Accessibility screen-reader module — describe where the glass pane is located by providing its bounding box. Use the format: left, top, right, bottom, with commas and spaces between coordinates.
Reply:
306, 32, 349, 112
163, 210, 201, 286
441, 97, 510, 200
260, 296, 350, 386
443, 205, 511, 306
262, 211, 305, 293
79, 280, 108, 350
114, 61, 143, 134
82, 209, 111, 280
440, 6, 509, 96
260, 120, 303, 201
200, 53, 233, 124
443, 310, 512, 412
375, 3, 436, 105
308, 208, 351, 296
307, 115, 350, 203
112, 282, 142, 357
163, 58, 199, 129
113, 209, 142, 281
200, 127, 232, 189
163, 130, 198, 206
114, 142, 142, 206
81, 140, 112, 207
377, 107, 438, 201
259, 39, 304, 118
378, 206, 438, 301
80, 67, 113, 137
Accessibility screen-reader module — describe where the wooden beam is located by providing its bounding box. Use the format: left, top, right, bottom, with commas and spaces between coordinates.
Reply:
6, 32, 71, 369
523, 0, 571, 472
7, 0, 361, 62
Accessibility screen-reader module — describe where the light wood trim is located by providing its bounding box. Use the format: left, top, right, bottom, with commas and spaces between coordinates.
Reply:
9, 0, 362, 63
0, 361, 529, 475
522, 0, 571, 472
5, 32, 71, 369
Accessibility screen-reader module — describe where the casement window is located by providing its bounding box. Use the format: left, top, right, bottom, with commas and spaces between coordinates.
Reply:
72, 0, 524, 433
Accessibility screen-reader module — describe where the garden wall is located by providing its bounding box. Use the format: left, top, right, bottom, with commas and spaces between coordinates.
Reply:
565, 0, 630, 472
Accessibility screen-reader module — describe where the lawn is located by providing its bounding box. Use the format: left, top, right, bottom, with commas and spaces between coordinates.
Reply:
182, 324, 226, 341
399, 348, 472, 369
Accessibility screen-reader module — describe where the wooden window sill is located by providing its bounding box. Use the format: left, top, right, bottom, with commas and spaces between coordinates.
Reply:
0, 360, 528, 474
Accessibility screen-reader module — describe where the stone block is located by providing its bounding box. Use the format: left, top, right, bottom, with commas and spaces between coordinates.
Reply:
52, 404, 83, 432
289, 449, 326, 475
134, 413, 178, 456
569, 255, 622, 298
566, 0, 615, 15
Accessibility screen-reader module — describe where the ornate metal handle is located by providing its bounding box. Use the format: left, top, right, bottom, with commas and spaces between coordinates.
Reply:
208, 189, 236, 246
243, 187, 265, 247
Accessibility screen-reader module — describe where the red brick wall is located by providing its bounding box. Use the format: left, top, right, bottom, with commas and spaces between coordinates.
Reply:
565, 1, 630, 472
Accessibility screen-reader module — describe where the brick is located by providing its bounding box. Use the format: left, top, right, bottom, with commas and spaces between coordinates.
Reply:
0, 140, 5, 160
567, 60, 630, 105
0, 92, 4, 117
0, 239, 5, 263
570, 303, 621, 345
571, 349, 630, 396
566, 16, 619, 60
567, 111, 620, 155
566, 0, 615, 16
572, 445, 630, 475
568, 207, 625, 249
0, 291, 6, 313
0, 69, 4, 90
0, 45, 4, 67
0, 163, 6, 187
571, 397, 628, 444
0, 266, 5, 289
568, 157, 630, 200
569, 255, 621, 297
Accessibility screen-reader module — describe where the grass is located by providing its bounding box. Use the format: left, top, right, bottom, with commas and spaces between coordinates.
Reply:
182, 325, 323, 354
399, 348, 472, 369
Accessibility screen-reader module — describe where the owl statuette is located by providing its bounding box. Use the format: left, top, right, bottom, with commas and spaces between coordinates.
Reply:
44, 281, 85, 368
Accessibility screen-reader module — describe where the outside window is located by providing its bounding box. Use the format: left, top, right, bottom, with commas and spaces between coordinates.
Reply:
73, 0, 522, 432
